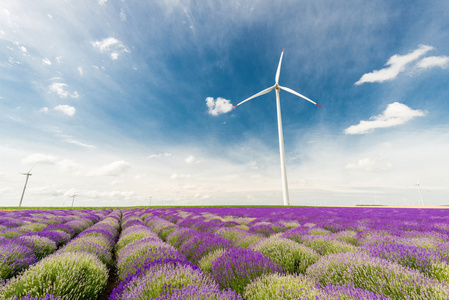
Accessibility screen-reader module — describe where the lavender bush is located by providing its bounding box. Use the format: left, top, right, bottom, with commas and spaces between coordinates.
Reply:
11, 235, 57, 259
109, 259, 215, 300
1, 252, 108, 300
117, 238, 185, 280
306, 252, 449, 299
150, 285, 243, 300
0, 242, 38, 279
243, 273, 320, 299
210, 247, 283, 295
198, 248, 227, 274
179, 232, 232, 263
301, 235, 357, 255
251, 237, 320, 273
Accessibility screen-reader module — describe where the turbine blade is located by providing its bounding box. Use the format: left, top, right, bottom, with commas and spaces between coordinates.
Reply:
279, 85, 322, 108
275, 49, 284, 84
233, 86, 275, 108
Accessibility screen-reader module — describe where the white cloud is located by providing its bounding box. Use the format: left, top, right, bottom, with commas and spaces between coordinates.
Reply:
120, 9, 127, 22
54, 105, 76, 117
92, 37, 129, 60
89, 160, 132, 176
65, 138, 96, 149
416, 56, 449, 70
206, 97, 234, 116
355, 45, 434, 85
40, 107, 49, 113
58, 159, 82, 175
170, 173, 191, 180
344, 102, 426, 135
42, 58, 51, 65
183, 184, 197, 190
185, 155, 200, 164
98, 0, 108, 5
346, 157, 393, 172
49, 82, 79, 98
21, 153, 57, 165
148, 152, 172, 159
78, 66, 83, 75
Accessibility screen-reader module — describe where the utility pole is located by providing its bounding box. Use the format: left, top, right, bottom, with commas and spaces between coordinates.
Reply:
71, 195, 77, 207
18, 163, 38, 207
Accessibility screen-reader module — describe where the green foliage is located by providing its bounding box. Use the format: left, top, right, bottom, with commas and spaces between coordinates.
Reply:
428, 261, 449, 283
115, 230, 158, 255
215, 228, 247, 244
234, 233, 264, 248
301, 235, 357, 255
21, 235, 57, 259
251, 237, 320, 273
59, 237, 113, 267
243, 273, 319, 300
198, 248, 227, 274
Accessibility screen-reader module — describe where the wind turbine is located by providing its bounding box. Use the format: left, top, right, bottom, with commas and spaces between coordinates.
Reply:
19, 162, 39, 207
232, 49, 321, 206
414, 178, 424, 206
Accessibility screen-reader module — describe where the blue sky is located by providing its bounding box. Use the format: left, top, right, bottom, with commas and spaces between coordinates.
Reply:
1, 0, 448, 207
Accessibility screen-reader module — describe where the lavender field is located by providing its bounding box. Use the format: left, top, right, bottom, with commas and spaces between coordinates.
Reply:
0, 206, 448, 299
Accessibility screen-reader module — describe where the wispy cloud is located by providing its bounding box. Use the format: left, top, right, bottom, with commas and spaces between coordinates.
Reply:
206, 97, 233, 116
355, 45, 434, 85
92, 37, 129, 60
42, 58, 52, 65
185, 155, 200, 164
21, 153, 58, 165
89, 160, 132, 176
49, 82, 79, 99
346, 156, 393, 172
170, 173, 191, 180
148, 153, 172, 159
416, 56, 449, 70
344, 102, 426, 135
54, 105, 76, 117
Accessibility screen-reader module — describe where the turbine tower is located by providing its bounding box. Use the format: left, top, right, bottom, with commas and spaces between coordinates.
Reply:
71, 195, 77, 207
19, 163, 39, 207
415, 178, 424, 206
233, 49, 321, 206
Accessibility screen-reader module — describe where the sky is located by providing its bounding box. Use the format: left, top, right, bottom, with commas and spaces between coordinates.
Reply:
1, 0, 448, 207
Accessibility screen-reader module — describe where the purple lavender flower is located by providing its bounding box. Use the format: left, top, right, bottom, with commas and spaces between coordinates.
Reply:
306, 252, 449, 299
109, 258, 203, 300
248, 224, 276, 237
0, 242, 38, 279
300, 284, 393, 300
210, 247, 283, 294
150, 285, 244, 300
45, 224, 76, 237
117, 238, 186, 280
179, 232, 232, 263
362, 242, 443, 273
23, 230, 71, 247
12, 235, 57, 259
166, 227, 197, 248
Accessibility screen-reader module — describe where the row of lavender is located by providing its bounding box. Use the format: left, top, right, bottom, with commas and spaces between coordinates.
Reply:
0, 209, 121, 299
139, 207, 449, 299
108, 210, 243, 299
